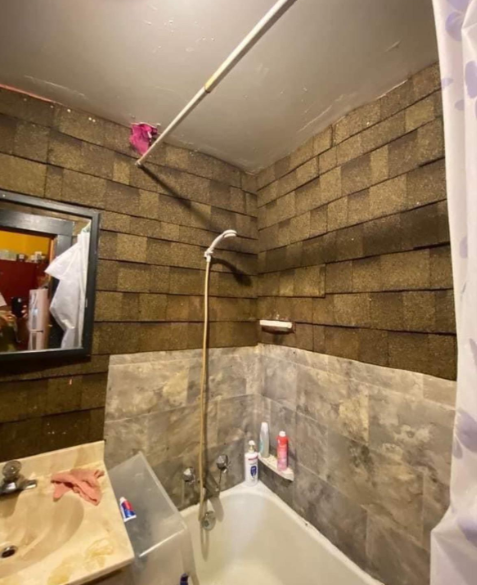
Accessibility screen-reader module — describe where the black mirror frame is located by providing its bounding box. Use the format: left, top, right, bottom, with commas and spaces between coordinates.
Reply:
0, 190, 101, 362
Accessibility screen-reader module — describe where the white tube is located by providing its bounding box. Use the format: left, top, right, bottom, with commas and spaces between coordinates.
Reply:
136, 0, 298, 167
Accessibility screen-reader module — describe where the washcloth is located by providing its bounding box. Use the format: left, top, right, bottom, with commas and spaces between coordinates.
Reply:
129, 123, 158, 155
51, 468, 105, 506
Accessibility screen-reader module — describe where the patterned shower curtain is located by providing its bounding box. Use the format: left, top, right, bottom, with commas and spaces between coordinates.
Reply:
431, 1, 477, 583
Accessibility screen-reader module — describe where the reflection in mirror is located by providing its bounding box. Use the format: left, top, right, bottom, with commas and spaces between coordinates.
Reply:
0, 193, 99, 359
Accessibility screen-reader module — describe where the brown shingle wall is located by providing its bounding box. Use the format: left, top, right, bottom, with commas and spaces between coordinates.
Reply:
256, 63, 457, 380
0, 88, 258, 459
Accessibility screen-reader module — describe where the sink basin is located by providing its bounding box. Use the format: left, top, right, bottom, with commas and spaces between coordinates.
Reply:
0, 442, 133, 585
0, 492, 84, 578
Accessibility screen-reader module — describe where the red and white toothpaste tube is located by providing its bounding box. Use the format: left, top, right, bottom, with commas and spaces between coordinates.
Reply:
119, 497, 136, 523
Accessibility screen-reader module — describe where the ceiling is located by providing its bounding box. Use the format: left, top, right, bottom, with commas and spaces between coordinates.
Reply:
0, 0, 438, 172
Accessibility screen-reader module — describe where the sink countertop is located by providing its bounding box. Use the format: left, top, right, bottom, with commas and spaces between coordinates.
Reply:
0, 441, 134, 585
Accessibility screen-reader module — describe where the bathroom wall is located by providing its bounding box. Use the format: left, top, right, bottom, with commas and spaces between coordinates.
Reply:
256, 344, 454, 585
256, 62, 456, 380
104, 346, 259, 510
103, 340, 454, 583
0, 64, 458, 585
103, 339, 455, 584
254, 62, 456, 585
0, 88, 258, 461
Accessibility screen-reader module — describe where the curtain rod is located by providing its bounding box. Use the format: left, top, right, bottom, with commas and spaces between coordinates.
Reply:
136, 0, 298, 167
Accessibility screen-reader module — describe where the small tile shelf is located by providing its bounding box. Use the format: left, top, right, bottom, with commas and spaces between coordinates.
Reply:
258, 453, 295, 481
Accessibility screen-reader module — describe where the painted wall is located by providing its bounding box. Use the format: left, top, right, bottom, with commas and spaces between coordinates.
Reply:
256, 62, 456, 380
0, 87, 258, 461
0, 229, 50, 255
0, 0, 438, 172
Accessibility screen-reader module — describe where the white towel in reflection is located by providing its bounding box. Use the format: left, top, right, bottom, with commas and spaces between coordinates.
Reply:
46, 231, 90, 349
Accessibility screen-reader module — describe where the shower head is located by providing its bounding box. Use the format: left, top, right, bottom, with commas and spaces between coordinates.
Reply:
204, 229, 237, 261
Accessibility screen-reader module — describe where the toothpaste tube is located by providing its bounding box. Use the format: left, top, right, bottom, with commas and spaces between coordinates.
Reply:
119, 497, 136, 523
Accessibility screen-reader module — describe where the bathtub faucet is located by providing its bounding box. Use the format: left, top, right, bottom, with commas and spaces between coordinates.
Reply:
204, 474, 220, 498
183, 466, 220, 498
182, 454, 229, 498
216, 454, 229, 472
183, 467, 196, 484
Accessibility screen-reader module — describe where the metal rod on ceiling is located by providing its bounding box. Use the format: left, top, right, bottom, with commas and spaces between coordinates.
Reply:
136, 0, 298, 167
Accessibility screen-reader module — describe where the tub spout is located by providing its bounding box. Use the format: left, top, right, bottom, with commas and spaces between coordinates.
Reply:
204, 473, 221, 499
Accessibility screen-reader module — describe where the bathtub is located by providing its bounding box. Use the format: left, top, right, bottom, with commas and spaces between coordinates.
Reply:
182, 482, 378, 585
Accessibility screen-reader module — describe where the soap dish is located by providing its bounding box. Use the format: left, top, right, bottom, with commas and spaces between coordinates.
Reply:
258, 454, 295, 481
259, 319, 293, 333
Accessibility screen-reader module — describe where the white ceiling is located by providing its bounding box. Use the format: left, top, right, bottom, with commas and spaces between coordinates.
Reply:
0, 0, 438, 172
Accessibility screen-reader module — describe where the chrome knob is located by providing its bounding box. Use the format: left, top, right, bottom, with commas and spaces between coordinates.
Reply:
2, 461, 21, 482
183, 467, 196, 484
216, 455, 229, 472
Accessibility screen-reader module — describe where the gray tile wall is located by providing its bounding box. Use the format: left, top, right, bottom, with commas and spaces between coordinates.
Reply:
104, 346, 259, 510
256, 344, 455, 585
105, 342, 454, 585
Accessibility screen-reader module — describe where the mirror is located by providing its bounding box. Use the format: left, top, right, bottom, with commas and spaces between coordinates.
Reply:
0, 190, 100, 362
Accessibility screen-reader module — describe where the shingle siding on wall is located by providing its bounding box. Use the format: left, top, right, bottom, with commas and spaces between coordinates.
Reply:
256, 63, 456, 380
0, 63, 456, 478
0, 89, 258, 460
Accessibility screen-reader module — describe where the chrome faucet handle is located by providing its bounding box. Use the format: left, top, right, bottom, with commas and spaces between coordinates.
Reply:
0, 461, 36, 497
2, 461, 22, 482
216, 454, 229, 472
183, 467, 196, 484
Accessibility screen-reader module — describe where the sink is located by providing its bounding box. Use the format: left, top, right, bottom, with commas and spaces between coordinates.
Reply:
0, 442, 133, 585
0, 492, 84, 579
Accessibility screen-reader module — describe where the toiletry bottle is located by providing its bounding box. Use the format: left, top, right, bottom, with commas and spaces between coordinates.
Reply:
259, 422, 270, 458
245, 440, 259, 486
277, 431, 289, 471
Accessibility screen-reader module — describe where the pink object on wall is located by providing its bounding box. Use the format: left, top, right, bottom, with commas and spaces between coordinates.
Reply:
129, 123, 158, 155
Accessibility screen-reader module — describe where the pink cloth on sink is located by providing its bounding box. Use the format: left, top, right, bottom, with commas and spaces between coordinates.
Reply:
51, 468, 105, 506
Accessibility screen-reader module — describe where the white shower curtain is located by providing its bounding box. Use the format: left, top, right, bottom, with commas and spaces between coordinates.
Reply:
432, 1, 477, 583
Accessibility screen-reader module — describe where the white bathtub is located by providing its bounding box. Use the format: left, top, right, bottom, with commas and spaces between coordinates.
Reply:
182, 482, 378, 585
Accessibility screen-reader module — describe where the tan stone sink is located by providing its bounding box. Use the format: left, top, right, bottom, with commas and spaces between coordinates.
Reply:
0, 442, 133, 585
0, 492, 84, 579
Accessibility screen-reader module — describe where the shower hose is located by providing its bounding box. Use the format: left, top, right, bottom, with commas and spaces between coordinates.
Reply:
198, 258, 211, 521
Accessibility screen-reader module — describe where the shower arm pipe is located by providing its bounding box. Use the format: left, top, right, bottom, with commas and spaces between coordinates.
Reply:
136, 0, 298, 167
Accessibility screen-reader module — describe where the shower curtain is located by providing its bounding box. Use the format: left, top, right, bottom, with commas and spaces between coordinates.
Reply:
431, 1, 477, 583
